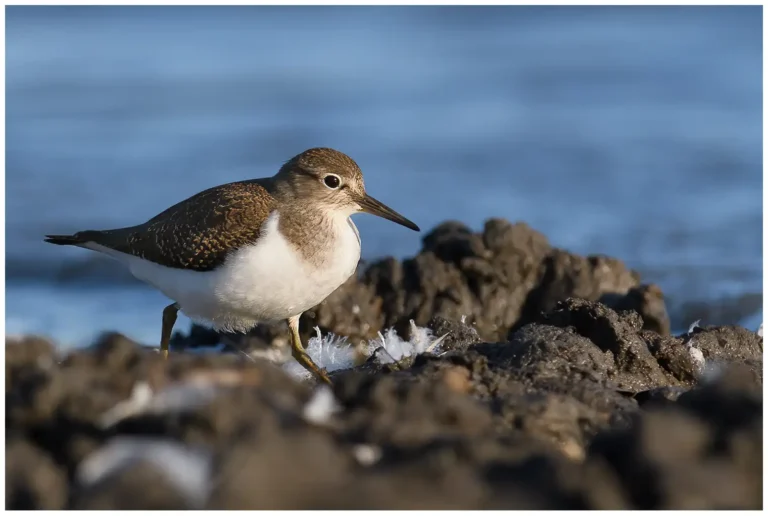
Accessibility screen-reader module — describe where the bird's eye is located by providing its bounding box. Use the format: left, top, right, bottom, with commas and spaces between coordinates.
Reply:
323, 175, 341, 189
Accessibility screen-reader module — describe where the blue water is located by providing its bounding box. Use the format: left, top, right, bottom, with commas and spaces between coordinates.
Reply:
6, 6, 763, 347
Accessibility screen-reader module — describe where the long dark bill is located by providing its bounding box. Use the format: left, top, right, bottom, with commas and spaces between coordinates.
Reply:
358, 194, 420, 231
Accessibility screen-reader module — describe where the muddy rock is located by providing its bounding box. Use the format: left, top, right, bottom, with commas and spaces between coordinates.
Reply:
518, 250, 639, 329
589, 364, 762, 509
426, 315, 482, 352
73, 455, 194, 510
338, 219, 643, 342
301, 276, 385, 345
682, 324, 763, 365
169, 324, 220, 351
6, 333, 307, 484
400, 331, 638, 459
6, 438, 68, 510
208, 428, 353, 510
537, 298, 683, 391
5, 299, 761, 509
170, 320, 294, 356
6, 336, 58, 393
633, 386, 690, 406
600, 283, 671, 335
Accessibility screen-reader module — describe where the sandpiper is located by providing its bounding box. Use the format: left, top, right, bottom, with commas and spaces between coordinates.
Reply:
45, 147, 419, 384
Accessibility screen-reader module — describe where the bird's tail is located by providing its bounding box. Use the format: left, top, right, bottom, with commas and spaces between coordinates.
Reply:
44, 231, 100, 246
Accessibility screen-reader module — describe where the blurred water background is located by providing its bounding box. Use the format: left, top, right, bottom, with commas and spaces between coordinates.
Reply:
6, 6, 763, 348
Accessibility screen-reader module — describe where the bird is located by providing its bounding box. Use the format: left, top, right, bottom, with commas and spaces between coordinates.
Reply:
45, 147, 420, 384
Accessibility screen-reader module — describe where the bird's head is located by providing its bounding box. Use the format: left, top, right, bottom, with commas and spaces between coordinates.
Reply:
274, 147, 420, 231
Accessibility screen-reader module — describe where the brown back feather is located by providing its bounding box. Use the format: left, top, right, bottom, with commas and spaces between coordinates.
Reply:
87, 179, 276, 271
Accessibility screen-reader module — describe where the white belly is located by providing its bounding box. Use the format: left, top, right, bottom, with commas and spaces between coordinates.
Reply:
87, 212, 361, 333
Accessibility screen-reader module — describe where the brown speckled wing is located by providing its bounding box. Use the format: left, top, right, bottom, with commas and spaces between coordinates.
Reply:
87, 179, 276, 272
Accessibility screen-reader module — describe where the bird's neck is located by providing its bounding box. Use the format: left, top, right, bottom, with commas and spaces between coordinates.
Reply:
276, 203, 351, 267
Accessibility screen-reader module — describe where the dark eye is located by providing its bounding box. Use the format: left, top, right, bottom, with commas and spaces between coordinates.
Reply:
323, 175, 341, 189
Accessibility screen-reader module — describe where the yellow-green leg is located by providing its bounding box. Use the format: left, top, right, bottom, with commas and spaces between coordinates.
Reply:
160, 303, 179, 359
288, 315, 332, 385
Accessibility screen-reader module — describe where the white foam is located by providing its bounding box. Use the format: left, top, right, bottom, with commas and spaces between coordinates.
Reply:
302, 385, 341, 425
352, 444, 382, 466
283, 322, 448, 381
685, 318, 706, 375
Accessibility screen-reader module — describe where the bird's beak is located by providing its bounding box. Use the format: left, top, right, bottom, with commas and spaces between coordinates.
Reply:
357, 193, 420, 231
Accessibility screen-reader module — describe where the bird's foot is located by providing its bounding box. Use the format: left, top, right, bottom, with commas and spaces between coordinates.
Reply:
292, 349, 332, 385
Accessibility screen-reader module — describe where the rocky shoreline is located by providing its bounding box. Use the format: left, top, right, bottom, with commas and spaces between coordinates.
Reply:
6, 218, 763, 509
172, 219, 673, 355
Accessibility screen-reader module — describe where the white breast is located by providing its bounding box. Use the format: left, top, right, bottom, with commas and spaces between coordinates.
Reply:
87, 211, 361, 333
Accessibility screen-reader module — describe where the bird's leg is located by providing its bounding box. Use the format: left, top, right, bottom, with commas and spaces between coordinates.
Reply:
288, 315, 332, 385
160, 303, 179, 359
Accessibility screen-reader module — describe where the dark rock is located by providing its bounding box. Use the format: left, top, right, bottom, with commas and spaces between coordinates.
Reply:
6, 335, 302, 484
634, 386, 690, 406
519, 252, 639, 329
208, 430, 352, 510
301, 218, 647, 345
301, 277, 384, 344
6, 439, 68, 509
5, 336, 57, 407
5, 336, 57, 376
333, 371, 495, 449
5, 309, 762, 510
170, 324, 220, 351
675, 362, 762, 428
682, 324, 763, 364
600, 283, 671, 335
73, 459, 191, 510
171, 320, 293, 355
642, 331, 701, 385
589, 365, 762, 509
537, 298, 678, 391
426, 315, 482, 352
